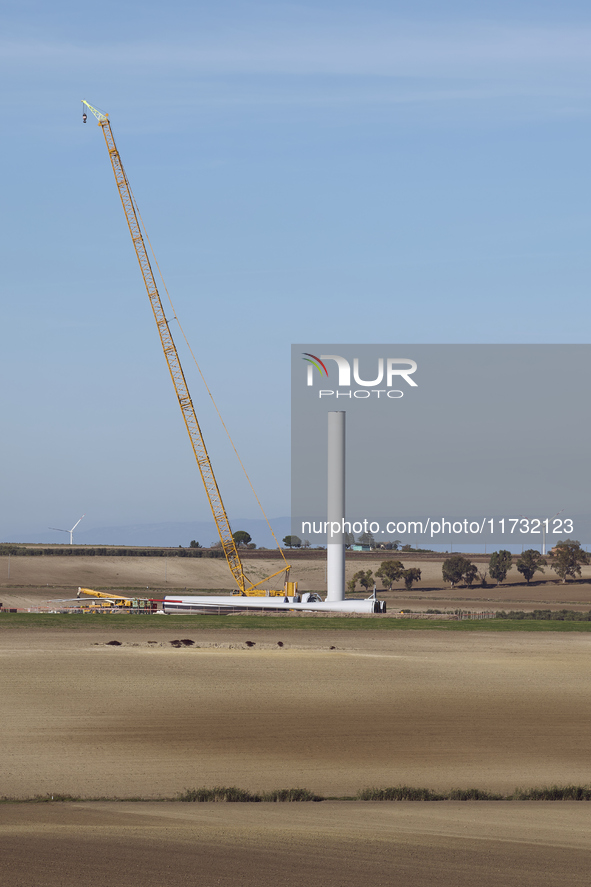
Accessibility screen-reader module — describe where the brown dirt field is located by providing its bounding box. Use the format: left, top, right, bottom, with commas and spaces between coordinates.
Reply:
2, 554, 591, 611
2, 801, 591, 887
3, 625, 591, 884
2, 628, 591, 798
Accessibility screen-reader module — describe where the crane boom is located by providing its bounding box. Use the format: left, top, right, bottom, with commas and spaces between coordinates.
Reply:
82, 100, 252, 593
78, 587, 132, 604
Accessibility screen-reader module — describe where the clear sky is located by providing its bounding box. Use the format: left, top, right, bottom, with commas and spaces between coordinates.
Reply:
1, 1, 590, 542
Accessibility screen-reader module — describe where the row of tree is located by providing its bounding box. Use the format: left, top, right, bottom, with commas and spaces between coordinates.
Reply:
190, 531, 257, 550
347, 540, 589, 593
283, 533, 414, 550
0, 545, 228, 558
348, 562, 422, 592
442, 540, 589, 587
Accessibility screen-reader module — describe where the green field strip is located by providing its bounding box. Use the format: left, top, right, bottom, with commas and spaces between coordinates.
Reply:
2, 613, 591, 631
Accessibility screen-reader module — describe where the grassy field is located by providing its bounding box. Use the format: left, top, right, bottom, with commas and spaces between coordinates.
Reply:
2, 612, 591, 631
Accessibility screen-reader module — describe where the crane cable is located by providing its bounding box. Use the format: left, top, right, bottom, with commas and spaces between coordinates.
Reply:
127, 184, 290, 572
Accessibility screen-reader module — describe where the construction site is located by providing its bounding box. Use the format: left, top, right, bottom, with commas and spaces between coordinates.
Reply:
62, 101, 385, 617
2, 89, 590, 887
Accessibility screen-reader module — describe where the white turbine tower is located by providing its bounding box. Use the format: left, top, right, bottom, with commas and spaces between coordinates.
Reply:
50, 514, 85, 545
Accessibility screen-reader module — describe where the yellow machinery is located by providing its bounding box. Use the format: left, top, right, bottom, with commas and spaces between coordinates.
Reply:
77, 587, 155, 611
77, 587, 133, 607
82, 101, 292, 597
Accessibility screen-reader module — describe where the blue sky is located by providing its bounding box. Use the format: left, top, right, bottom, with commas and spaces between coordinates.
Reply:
1, 1, 590, 543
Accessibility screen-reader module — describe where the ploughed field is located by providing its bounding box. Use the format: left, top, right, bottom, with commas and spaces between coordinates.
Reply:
2, 627, 591, 886
2, 801, 591, 887
2, 627, 591, 797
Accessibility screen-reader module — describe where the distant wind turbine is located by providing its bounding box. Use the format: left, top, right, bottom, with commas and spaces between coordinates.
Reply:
49, 514, 85, 545
519, 509, 563, 556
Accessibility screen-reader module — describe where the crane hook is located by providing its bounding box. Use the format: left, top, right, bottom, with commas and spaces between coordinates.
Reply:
82, 112, 87, 124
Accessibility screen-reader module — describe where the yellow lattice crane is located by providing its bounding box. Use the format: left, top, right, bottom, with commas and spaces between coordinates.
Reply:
82, 100, 291, 596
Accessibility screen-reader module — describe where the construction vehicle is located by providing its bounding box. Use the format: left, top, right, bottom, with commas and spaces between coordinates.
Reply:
77, 587, 156, 612
77, 587, 133, 607
82, 101, 293, 598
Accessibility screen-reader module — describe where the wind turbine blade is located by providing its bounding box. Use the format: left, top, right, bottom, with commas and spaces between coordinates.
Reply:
49, 527, 69, 533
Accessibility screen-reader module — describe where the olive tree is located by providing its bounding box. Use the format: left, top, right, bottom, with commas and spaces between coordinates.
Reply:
375, 560, 404, 589
402, 567, 421, 590
516, 549, 546, 584
442, 555, 476, 588
463, 563, 479, 587
550, 539, 589, 583
488, 550, 513, 585
353, 569, 374, 591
